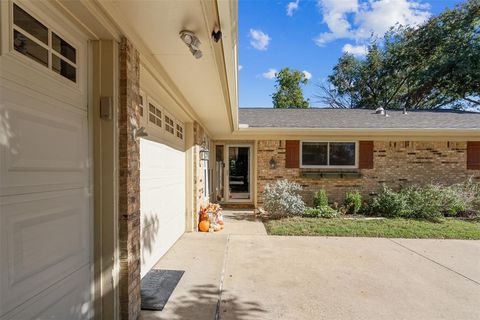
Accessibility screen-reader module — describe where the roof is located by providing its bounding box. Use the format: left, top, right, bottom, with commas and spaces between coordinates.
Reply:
238, 108, 480, 130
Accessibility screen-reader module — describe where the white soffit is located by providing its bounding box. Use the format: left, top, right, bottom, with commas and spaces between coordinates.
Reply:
105, 0, 234, 136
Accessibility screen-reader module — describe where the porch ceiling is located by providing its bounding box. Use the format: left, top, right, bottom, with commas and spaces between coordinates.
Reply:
99, 0, 237, 136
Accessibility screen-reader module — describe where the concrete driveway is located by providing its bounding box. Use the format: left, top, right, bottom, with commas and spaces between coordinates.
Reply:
141, 211, 480, 320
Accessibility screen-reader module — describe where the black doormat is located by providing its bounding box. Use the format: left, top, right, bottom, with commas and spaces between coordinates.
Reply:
141, 269, 185, 311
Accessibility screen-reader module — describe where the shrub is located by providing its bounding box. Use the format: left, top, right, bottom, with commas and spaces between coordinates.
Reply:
403, 186, 444, 222
451, 179, 480, 215
303, 207, 320, 218
303, 206, 339, 218
344, 191, 362, 214
368, 186, 409, 218
263, 180, 306, 217
437, 185, 467, 216
318, 205, 339, 218
313, 189, 329, 208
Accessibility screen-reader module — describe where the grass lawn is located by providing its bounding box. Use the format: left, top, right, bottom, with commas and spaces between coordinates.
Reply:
264, 217, 480, 239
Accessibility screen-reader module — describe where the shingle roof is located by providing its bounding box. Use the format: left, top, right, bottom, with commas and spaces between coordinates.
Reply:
238, 108, 480, 129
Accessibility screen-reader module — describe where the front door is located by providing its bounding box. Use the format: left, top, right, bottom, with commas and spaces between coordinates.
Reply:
227, 146, 251, 201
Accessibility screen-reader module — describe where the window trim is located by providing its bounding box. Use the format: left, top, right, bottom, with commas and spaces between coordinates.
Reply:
300, 141, 359, 169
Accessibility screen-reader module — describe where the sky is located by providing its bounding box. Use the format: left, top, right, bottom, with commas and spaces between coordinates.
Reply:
238, 0, 463, 108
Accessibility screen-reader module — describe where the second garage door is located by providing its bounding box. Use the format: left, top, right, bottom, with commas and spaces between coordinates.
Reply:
139, 138, 186, 278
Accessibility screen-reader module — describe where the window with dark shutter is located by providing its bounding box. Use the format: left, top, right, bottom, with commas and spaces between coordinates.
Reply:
467, 141, 480, 170
358, 141, 374, 169
285, 140, 300, 168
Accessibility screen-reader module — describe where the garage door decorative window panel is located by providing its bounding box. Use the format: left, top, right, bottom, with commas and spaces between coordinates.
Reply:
12, 3, 78, 83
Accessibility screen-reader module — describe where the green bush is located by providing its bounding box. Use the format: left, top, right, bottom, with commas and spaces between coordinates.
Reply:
368, 181, 480, 221
437, 185, 467, 216
313, 190, 329, 208
403, 186, 444, 222
318, 205, 339, 218
345, 191, 362, 214
303, 206, 339, 218
303, 207, 320, 218
368, 186, 409, 218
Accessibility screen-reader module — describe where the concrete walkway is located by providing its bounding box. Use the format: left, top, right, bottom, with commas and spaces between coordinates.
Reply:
141, 211, 480, 320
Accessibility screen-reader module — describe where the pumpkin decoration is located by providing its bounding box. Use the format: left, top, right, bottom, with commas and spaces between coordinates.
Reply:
198, 220, 210, 232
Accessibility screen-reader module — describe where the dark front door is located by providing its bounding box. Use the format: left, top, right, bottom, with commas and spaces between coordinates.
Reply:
228, 146, 250, 200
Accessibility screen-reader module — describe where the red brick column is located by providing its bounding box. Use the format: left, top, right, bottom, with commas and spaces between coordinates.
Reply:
118, 37, 141, 320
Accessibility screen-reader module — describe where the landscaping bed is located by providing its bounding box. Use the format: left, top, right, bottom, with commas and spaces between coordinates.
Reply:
265, 217, 480, 239
261, 179, 480, 239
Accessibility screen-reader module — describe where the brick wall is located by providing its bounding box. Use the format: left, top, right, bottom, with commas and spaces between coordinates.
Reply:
257, 140, 480, 206
118, 37, 141, 320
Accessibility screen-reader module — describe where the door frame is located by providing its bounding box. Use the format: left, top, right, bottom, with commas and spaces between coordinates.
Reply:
224, 144, 252, 203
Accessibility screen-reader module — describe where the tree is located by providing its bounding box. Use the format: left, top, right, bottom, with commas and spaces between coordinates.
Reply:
272, 68, 310, 108
318, 0, 480, 110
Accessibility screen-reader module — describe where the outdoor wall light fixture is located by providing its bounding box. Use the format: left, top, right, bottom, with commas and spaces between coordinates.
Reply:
269, 157, 277, 169
200, 146, 209, 162
133, 126, 148, 140
180, 30, 203, 59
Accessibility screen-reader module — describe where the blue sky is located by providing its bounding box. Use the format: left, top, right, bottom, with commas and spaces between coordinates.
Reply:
238, 0, 463, 108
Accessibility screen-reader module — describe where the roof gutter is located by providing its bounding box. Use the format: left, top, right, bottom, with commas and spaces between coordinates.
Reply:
212, 126, 480, 140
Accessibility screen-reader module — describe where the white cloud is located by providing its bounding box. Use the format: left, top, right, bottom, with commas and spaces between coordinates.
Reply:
249, 29, 271, 51
302, 70, 312, 80
262, 68, 278, 80
342, 43, 368, 56
315, 0, 431, 46
286, 0, 300, 16
238, 65, 243, 71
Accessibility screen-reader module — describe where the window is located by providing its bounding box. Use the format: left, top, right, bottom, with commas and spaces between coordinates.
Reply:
165, 115, 174, 134
148, 103, 162, 128
176, 123, 183, 140
301, 142, 356, 167
12, 4, 77, 82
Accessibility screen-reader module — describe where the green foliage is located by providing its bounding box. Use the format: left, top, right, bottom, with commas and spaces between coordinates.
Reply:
368, 186, 410, 218
272, 68, 310, 109
319, 0, 480, 110
303, 206, 338, 218
367, 181, 480, 222
402, 186, 444, 222
344, 191, 362, 214
437, 186, 468, 216
303, 207, 321, 218
313, 189, 329, 208
317, 205, 339, 218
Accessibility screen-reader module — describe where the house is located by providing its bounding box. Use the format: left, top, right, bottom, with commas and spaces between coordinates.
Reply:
0, 1, 237, 319
232, 108, 480, 205
0, 1, 479, 320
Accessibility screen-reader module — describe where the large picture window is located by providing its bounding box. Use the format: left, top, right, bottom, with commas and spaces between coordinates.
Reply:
301, 142, 356, 167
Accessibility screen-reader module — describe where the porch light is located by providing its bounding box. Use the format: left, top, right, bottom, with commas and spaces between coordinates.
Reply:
269, 157, 277, 169
199, 146, 210, 162
180, 30, 203, 59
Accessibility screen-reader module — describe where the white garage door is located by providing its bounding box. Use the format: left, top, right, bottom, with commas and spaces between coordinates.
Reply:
0, 3, 91, 319
140, 139, 185, 278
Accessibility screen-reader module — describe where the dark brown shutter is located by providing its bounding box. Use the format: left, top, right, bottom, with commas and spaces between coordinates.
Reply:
467, 141, 480, 170
285, 140, 300, 168
358, 141, 374, 169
